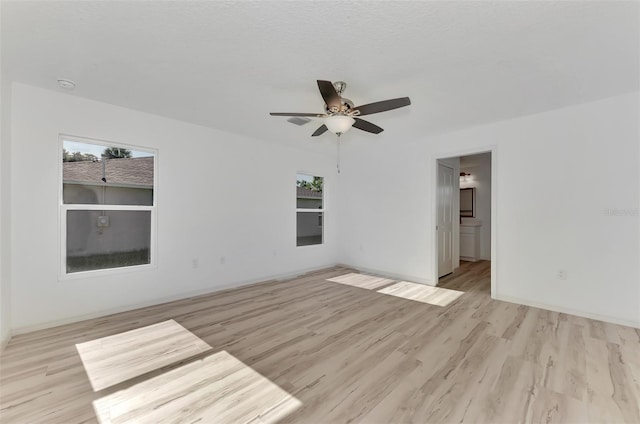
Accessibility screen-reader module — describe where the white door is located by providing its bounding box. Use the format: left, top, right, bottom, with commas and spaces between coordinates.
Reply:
437, 162, 454, 277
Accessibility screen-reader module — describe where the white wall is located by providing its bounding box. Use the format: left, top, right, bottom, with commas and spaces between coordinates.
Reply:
335, 140, 430, 284
0, 75, 12, 348
338, 92, 640, 327
461, 153, 491, 260
10, 83, 339, 332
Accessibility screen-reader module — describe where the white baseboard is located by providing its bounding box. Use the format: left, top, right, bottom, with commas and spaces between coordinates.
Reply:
494, 294, 640, 329
11, 263, 340, 336
338, 263, 434, 286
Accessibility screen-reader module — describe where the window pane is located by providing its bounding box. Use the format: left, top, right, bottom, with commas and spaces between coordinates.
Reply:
63, 184, 153, 206
296, 173, 323, 209
63, 140, 154, 206
66, 210, 151, 273
297, 212, 323, 246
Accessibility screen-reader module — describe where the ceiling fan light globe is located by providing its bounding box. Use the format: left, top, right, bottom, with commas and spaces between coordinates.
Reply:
326, 115, 355, 134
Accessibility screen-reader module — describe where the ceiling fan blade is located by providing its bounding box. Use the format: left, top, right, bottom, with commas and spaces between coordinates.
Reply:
270, 112, 327, 117
311, 124, 328, 137
317, 80, 342, 111
353, 97, 411, 116
353, 118, 384, 134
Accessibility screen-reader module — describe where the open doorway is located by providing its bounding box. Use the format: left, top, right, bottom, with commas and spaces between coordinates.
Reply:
434, 150, 494, 296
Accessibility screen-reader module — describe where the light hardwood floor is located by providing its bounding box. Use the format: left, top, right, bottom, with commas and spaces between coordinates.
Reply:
1, 261, 639, 423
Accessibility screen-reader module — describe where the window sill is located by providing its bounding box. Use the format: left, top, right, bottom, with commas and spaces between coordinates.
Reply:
58, 262, 157, 281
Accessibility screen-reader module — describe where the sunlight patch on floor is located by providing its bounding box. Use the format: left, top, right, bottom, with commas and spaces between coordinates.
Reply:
377, 281, 464, 307
92, 350, 302, 424
76, 319, 211, 391
327, 273, 395, 290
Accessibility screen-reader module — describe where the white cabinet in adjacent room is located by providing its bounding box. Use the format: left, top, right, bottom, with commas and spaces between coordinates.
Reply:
460, 221, 481, 262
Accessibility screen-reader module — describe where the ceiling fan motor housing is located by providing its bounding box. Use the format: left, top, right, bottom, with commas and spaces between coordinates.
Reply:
324, 97, 355, 115
333, 81, 347, 95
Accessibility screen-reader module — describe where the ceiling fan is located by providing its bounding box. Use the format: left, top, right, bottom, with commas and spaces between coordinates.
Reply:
270, 80, 411, 136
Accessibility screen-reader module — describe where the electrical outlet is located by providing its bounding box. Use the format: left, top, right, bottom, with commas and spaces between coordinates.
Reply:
220, 256, 226, 265
191, 258, 199, 269
557, 269, 567, 280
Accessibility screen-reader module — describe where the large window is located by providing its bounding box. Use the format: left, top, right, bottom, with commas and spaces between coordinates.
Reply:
296, 173, 324, 246
60, 136, 156, 275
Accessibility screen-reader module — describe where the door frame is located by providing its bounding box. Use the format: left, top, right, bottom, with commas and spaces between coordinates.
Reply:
431, 145, 498, 298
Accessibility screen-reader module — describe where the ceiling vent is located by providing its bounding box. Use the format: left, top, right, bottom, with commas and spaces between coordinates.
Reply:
57, 79, 76, 90
287, 117, 311, 126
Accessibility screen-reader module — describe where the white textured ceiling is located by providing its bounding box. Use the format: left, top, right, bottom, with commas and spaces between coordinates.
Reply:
2, 1, 638, 146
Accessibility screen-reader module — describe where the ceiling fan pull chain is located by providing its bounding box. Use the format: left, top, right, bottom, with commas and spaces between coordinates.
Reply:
336, 133, 341, 174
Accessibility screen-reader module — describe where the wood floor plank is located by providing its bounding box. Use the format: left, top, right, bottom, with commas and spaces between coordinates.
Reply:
75, 319, 212, 391
93, 350, 301, 424
326, 273, 395, 290
377, 281, 464, 306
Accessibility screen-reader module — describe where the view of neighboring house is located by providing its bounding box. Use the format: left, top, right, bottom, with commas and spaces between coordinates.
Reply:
296, 186, 323, 246
63, 157, 154, 272
63, 156, 154, 205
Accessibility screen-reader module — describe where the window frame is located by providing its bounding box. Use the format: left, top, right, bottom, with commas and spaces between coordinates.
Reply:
58, 134, 158, 280
295, 171, 325, 247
